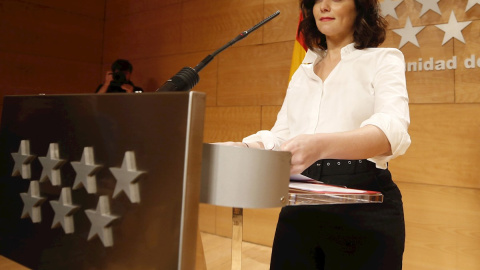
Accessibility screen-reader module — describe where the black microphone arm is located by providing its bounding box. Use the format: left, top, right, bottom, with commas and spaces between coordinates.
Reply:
156, 10, 280, 92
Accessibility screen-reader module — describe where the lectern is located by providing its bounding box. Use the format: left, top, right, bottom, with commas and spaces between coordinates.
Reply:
0, 92, 205, 269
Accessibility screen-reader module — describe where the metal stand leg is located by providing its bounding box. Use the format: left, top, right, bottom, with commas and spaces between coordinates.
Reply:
232, 207, 243, 270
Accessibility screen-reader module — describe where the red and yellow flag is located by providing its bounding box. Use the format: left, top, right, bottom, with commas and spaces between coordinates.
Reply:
289, 12, 308, 81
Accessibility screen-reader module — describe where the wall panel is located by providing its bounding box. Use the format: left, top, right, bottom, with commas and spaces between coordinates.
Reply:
263, 0, 299, 44
389, 104, 480, 189
455, 20, 480, 103
398, 182, 480, 270
105, 0, 182, 19
103, 3, 183, 62
203, 106, 262, 143
0, 1, 103, 63
0, 52, 101, 97
261, 105, 282, 130
21, 0, 105, 18
217, 42, 293, 106
180, 0, 264, 54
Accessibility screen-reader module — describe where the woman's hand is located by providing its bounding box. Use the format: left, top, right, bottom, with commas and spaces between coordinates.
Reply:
281, 134, 322, 175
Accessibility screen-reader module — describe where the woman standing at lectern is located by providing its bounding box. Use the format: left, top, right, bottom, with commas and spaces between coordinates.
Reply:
229, 0, 411, 268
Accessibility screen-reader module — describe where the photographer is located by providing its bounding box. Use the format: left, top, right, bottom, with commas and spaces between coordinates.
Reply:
95, 59, 143, 93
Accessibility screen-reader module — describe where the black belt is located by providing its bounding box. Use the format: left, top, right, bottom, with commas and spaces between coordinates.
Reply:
301, 159, 378, 180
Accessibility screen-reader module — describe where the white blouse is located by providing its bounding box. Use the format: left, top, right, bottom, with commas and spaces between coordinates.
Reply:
243, 43, 411, 169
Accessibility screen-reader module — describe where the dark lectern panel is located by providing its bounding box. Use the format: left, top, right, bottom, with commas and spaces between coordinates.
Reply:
0, 92, 205, 269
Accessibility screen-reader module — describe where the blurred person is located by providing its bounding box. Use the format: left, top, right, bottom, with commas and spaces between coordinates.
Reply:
96, 59, 143, 93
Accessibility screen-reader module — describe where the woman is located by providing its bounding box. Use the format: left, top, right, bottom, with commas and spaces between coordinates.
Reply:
240, 0, 410, 269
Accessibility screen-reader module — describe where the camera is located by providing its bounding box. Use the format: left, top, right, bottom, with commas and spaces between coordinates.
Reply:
110, 71, 127, 87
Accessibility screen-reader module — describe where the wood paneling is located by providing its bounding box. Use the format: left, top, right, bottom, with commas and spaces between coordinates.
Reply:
0, 52, 102, 97
389, 104, 480, 189
199, 203, 216, 234
105, 0, 182, 19
217, 42, 293, 106
203, 106, 262, 143
455, 20, 480, 103
398, 182, 480, 270
261, 106, 281, 130
20, 0, 105, 18
0, 1, 103, 63
180, 0, 264, 54
103, 3, 183, 62
0, 256, 28, 270
263, 0, 299, 44
244, 208, 280, 247
215, 206, 233, 238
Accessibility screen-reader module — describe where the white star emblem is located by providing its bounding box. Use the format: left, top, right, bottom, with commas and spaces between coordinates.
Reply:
85, 196, 119, 247
11, 140, 36, 179
49, 187, 80, 234
20, 181, 46, 223
466, 0, 480, 12
380, 0, 403, 19
435, 11, 472, 45
110, 151, 145, 203
38, 143, 66, 186
393, 17, 425, 48
416, 0, 441, 17
71, 147, 102, 194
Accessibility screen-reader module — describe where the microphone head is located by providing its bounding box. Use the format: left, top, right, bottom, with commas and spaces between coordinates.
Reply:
156, 67, 200, 92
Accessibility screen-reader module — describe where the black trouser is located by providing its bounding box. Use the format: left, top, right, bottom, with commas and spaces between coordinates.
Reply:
270, 160, 405, 270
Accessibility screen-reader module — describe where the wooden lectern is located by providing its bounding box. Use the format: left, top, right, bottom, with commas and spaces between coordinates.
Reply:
0, 92, 205, 269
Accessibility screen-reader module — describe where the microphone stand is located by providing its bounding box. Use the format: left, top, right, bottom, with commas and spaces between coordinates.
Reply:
156, 10, 280, 92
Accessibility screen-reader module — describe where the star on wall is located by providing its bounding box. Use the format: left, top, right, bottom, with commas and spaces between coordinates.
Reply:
380, 0, 403, 19
71, 147, 102, 194
435, 11, 472, 45
11, 140, 36, 179
416, 0, 441, 17
393, 17, 425, 48
466, 0, 480, 12
49, 187, 80, 234
20, 181, 46, 223
39, 143, 66, 186
110, 151, 145, 203
85, 196, 119, 247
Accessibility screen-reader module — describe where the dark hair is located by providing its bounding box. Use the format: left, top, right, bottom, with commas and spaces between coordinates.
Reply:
111, 59, 133, 72
299, 0, 387, 51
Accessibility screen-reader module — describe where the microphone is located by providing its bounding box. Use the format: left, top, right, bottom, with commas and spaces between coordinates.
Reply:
156, 10, 281, 92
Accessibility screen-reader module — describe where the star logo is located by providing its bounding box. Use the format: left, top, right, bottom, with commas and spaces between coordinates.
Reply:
466, 0, 480, 12
393, 17, 425, 48
38, 143, 66, 186
110, 151, 145, 203
20, 181, 46, 223
71, 147, 102, 194
380, 0, 403, 19
11, 140, 36, 179
435, 11, 472, 45
416, 0, 442, 17
49, 187, 80, 234
85, 196, 119, 247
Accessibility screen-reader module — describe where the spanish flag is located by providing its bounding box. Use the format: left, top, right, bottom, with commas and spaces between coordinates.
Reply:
289, 12, 308, 81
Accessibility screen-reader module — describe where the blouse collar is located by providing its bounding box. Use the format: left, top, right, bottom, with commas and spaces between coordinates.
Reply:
303, 43, 357, 65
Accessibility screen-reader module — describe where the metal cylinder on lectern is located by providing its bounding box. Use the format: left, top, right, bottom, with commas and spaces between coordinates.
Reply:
200, 143, 291, 209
